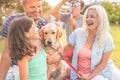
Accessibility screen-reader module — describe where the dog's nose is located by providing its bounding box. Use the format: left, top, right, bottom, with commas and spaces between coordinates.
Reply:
47, 41, 52, 45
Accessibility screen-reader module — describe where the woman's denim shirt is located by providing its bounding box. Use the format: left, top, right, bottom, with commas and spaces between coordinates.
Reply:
69, 28, 114, 80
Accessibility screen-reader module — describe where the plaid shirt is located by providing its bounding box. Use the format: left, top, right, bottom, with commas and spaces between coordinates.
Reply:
2, 13, 48, 37
2, 13, 48, 65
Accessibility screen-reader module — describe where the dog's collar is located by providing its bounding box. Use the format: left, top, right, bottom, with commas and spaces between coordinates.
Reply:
44, 45, 58, 52
44, 45, 63, 59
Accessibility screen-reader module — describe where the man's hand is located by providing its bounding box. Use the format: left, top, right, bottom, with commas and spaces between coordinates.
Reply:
46, 50, 61, 64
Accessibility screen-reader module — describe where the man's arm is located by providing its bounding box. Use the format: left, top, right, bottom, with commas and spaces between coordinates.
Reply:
51, 0, 68, 19
0, 38, 12, 80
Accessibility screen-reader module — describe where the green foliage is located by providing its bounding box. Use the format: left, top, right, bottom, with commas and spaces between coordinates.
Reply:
102, 2, 120, 25
42, 1, 51, 11
0, 0, 23, 13
0, 0, 18, 8
0, 0, 23, 35
0, 40, 4, 54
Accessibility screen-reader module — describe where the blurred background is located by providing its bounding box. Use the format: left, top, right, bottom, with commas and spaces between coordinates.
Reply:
0, 0, 120, 69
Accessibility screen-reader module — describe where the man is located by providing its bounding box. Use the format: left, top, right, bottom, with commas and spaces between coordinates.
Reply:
0, 0, 60, 79
51, 0, 85, 42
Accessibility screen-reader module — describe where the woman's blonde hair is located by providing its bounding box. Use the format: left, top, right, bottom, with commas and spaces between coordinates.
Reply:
82, 4, 110, 47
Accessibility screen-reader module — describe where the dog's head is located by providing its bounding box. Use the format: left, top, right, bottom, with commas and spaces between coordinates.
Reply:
39, 23, 62, 46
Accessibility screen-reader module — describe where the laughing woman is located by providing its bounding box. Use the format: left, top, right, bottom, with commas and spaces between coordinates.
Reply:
64, 4, 120, 80
8, 16, 47, 80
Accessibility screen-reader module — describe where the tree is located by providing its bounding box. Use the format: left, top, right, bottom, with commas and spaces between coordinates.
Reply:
41, 1, 52, 20
103, 2, 120, 25
0, 0, 22, 34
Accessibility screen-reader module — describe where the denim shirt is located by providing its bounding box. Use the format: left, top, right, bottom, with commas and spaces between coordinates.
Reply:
69, 28, 114, 80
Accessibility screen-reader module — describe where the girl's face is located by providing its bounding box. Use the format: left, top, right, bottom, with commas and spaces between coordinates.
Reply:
85, 9, 99, 31
72, 2, 82, 17
26, 21, 39, 40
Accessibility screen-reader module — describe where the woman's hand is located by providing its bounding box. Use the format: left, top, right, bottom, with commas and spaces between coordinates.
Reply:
81, 76, 90, 80
77, 72, 90, 80
77, 71, 83, 78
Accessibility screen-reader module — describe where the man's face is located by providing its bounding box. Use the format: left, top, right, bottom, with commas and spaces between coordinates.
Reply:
22, 0, 42, 20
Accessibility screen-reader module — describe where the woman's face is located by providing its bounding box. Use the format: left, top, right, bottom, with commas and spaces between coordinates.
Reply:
26, 21, 39, 40
85, 9, 99, 31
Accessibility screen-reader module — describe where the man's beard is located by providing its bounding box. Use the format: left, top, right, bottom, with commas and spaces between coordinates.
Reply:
27, 14, 39, 21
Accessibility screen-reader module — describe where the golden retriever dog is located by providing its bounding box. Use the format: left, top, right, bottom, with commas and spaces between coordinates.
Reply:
39, 23, 69, 80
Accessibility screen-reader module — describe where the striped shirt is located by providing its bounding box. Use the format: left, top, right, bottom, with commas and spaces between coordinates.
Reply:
2, 13, 48, 37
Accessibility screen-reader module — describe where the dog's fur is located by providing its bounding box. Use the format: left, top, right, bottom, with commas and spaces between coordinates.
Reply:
39, 23, 68, 80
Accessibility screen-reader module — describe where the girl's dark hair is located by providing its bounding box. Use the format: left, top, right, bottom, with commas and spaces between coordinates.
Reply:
72, 0, 85, 8
80, 0, 85, 9
8, 16, 35, 60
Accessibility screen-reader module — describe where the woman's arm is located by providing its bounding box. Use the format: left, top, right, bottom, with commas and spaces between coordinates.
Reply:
87, 50, 112, 80
18, 55, 31, 80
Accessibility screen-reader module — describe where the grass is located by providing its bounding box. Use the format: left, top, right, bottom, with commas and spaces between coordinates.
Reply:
110, 25, 120, 69
0, 40, 4, 54
0, 25, 120, 69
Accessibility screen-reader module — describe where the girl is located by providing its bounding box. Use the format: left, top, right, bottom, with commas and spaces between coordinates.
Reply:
8, 16, 47, 80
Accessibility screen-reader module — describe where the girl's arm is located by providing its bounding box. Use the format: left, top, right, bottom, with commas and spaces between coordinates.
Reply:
18, 55, 31, 80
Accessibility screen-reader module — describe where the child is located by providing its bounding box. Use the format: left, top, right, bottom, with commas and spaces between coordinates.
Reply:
8, 16, 47, 80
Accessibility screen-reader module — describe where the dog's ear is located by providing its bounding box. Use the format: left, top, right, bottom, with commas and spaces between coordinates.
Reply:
56, 26, 63, 40
39, 27, 44, 42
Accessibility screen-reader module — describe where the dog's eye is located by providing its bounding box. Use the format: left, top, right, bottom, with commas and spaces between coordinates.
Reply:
45, 32, 48, 34
52, 32, 55, 34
